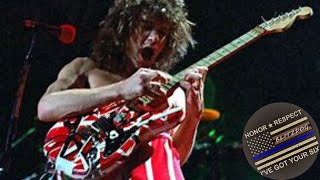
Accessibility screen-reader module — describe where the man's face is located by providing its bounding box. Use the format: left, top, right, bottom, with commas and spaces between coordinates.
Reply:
126, 15, 170, 68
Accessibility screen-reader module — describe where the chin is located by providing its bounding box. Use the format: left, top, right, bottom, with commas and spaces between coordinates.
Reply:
138, 63, 153, 68
136, 59, 155, 68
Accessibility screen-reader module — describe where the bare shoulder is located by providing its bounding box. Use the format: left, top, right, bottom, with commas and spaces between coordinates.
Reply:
44, 57, 96, 94
57, 57, 96, 79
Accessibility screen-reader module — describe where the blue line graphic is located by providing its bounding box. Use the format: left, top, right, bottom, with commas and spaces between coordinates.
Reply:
252, 131, 314, 161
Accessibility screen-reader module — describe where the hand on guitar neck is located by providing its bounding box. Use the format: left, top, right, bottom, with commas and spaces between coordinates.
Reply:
124, 66, 208, 114
180, 67, 208, 118
121, 68, 174, 112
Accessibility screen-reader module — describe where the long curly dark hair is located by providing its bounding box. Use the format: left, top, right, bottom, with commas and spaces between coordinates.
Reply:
90, 0, 195, 75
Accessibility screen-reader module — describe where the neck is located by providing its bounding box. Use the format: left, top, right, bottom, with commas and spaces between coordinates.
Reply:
114, 61, 139, 78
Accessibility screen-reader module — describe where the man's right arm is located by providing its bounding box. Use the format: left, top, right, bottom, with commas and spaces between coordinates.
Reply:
37, 60, 169, 122
37, 57, 123, 122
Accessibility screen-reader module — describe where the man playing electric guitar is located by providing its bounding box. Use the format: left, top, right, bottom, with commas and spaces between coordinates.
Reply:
38, 0, 207, 179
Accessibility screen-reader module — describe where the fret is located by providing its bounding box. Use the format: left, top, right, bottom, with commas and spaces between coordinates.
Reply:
197, 58, 211, 67
204, 56, 217, 65
250, 29, 260, 36
247, 30, 256, 37
204, 56, 215, 64
159, 84, 170, 91
235, 36, 248, 45
144, 95, 153, 102
161, 83, 172, 90
244, 31, 256, 39
214, 49, 225, 58
194, 57, 208, 65
209, 52, 223, 61
229, 40, 241, 48
174, 72, 184, 81
239, 34, 252, 43
171, 72, 185, 83
187, 64, 200, 71
147, 95, 154, 101
197, 51, 222, 67
138, 95, 153, 105
223, 43, 237, 53
231, 38, 245, 47
167, 81, 176, 87
238, 31, 259, 45
238, 33, 250, 42
218, 46, 232, 56
199, 57, 217, 69
169, 78, 179, 85
252, 26, 265, 35
248, 29, 262, 39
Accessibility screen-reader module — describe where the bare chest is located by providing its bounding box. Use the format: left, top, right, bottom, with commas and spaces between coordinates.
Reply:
87, 68, 123, 88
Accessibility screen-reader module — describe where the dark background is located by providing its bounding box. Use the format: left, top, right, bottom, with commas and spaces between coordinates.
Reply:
0, 0, 319, 179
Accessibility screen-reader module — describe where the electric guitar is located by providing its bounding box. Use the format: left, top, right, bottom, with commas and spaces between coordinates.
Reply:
43, 6, 313, 179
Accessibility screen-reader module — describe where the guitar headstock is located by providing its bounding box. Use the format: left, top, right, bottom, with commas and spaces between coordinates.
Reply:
259, 6, 313, 33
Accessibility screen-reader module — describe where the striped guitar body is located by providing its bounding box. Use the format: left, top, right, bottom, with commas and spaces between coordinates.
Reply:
43, 99, 184, 179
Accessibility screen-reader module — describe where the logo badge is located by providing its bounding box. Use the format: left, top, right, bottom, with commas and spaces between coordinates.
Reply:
242, 102, 319, 179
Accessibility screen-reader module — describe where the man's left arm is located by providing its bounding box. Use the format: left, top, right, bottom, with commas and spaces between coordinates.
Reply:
171, 67, 208, 165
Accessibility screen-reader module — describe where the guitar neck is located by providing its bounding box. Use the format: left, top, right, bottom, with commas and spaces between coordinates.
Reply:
137, 26, 265, 105
163, 26, 265, 90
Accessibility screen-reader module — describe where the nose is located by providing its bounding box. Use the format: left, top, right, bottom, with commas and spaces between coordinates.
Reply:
145, 30, 158, 45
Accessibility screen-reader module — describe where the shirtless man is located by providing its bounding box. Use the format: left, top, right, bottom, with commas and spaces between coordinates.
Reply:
38, 0, 207, 179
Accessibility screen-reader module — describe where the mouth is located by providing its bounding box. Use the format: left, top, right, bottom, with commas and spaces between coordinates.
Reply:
141, 47, 154, 62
